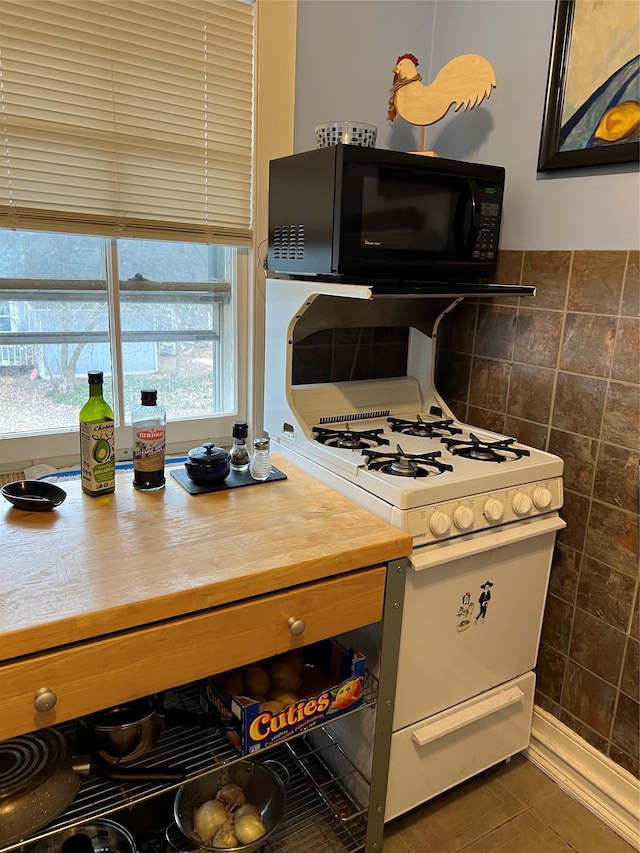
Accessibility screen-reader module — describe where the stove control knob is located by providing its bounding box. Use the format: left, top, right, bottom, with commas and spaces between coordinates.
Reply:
533, 486, 553, 510
430, 510, 451, 537
484, 498, 504, 523
453, 505, 475, 531
513, 492, 532, 516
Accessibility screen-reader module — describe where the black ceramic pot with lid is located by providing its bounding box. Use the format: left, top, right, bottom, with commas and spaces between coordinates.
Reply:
184, 442, 231, 483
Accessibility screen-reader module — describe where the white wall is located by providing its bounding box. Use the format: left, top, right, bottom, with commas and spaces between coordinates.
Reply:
294, 0, 640, 251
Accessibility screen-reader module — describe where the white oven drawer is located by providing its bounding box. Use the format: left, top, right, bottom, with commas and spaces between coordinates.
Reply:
385, 671, 535, 821
394, 514, 563, 730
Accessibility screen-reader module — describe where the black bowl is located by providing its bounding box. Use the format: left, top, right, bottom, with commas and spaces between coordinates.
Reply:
1, 480, 67, 511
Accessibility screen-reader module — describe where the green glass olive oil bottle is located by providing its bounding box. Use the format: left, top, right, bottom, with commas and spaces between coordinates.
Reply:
79, 371, 115, 496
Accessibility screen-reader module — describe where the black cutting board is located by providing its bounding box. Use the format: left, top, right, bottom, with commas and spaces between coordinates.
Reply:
170, 466, 287, 495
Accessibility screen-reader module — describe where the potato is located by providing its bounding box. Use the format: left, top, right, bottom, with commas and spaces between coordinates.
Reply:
269, 660, 302, 692
259, 699, 285, 714
268, 687, 299, 706
219, 669, 244, 698
244, 665, 271, 696
280, 651, 304, 673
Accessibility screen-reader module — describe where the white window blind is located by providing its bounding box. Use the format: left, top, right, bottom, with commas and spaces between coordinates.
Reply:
0, 0, 254, 244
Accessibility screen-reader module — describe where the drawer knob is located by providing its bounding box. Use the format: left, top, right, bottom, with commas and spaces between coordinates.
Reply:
287, 616, 306, 636
34, 687, 58, 712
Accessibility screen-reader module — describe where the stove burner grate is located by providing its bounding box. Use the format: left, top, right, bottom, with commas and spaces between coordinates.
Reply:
363, 444, 454, 478
313, 423, 390, 451
388, 414, 463, 439
442, 432, 531, 463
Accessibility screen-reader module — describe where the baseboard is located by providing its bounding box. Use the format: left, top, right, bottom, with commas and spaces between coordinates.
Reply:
526, 705, 640, 850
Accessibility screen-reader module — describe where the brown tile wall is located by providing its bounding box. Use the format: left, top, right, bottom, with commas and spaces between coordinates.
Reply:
435, 249, 640, 778
288, 250, 639, 779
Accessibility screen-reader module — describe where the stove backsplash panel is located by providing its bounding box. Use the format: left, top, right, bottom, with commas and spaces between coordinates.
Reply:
292, 325, 409, 384
434, 248, 639, 780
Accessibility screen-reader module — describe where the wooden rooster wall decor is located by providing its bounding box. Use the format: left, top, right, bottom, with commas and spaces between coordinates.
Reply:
387, 53, 496, 155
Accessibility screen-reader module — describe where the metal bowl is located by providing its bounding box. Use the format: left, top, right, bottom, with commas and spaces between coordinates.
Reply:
76, 694, 163, 764
174, 760, 287, 853
28, 819, 136, 853
1, 480, 67, 511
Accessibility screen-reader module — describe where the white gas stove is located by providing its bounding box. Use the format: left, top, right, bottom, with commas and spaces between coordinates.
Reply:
264, 278, 565, 820
272, 376, 563, 545
264, 279, 562, 546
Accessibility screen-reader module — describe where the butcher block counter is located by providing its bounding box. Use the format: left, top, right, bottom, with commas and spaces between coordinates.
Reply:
0, 455, 412, 742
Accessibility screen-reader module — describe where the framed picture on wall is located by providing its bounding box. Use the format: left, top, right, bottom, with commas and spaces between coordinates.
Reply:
537, 0, 640, 172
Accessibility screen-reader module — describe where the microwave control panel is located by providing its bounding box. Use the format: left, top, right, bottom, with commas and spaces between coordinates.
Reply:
472, 183, 503, 260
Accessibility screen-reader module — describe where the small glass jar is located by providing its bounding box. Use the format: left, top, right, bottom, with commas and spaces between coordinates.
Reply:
249, 437, 272, 481
229, 420, 250, 472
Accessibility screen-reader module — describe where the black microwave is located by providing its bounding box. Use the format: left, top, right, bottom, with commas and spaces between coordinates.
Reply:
267, 146, 505, 284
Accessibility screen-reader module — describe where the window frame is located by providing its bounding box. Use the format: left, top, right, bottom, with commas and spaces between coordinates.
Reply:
0, 241, 249, 468
0, 0, 297, 474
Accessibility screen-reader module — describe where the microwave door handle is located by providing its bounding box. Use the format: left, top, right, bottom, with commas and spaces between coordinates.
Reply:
461, 179, 482, 256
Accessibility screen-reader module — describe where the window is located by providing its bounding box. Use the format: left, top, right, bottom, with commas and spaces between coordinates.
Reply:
0, 230, 244, 440
0, 0, 296, 470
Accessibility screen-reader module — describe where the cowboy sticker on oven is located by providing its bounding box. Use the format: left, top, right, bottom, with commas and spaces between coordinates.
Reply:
456, 582, 494, 631
475, 581, 493, 624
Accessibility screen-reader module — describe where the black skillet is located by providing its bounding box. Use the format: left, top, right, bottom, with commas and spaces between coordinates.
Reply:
0, 727, 184, 847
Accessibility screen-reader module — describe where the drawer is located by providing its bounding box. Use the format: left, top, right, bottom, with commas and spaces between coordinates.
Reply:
0, 566, 386, 740
385, 672, 535, 821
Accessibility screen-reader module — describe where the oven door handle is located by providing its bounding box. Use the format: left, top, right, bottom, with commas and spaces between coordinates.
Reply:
409, 514, 566, 572
412, 686, 525, 746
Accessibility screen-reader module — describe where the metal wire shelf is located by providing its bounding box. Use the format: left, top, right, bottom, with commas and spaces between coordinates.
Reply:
5, 673, 377, 853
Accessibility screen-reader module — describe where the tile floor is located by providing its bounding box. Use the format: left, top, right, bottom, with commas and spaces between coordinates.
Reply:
382, 753, 638, 853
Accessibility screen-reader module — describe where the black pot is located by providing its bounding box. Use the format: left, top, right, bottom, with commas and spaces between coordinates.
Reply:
184, 442, 230, 483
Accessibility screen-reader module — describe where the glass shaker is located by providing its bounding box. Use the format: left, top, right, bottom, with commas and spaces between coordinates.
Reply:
229, 420, 250, 472
249, 436, 272, 481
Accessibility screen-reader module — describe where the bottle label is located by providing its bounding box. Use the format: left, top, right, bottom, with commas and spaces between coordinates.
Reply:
133, 426, 166, 472
80, 420, 115, 492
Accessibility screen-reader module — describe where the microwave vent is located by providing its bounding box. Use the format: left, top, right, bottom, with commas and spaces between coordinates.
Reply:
272, 224, 305, 260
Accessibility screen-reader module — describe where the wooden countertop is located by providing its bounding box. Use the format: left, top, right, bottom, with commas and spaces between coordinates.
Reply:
0, 456, 411, 663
